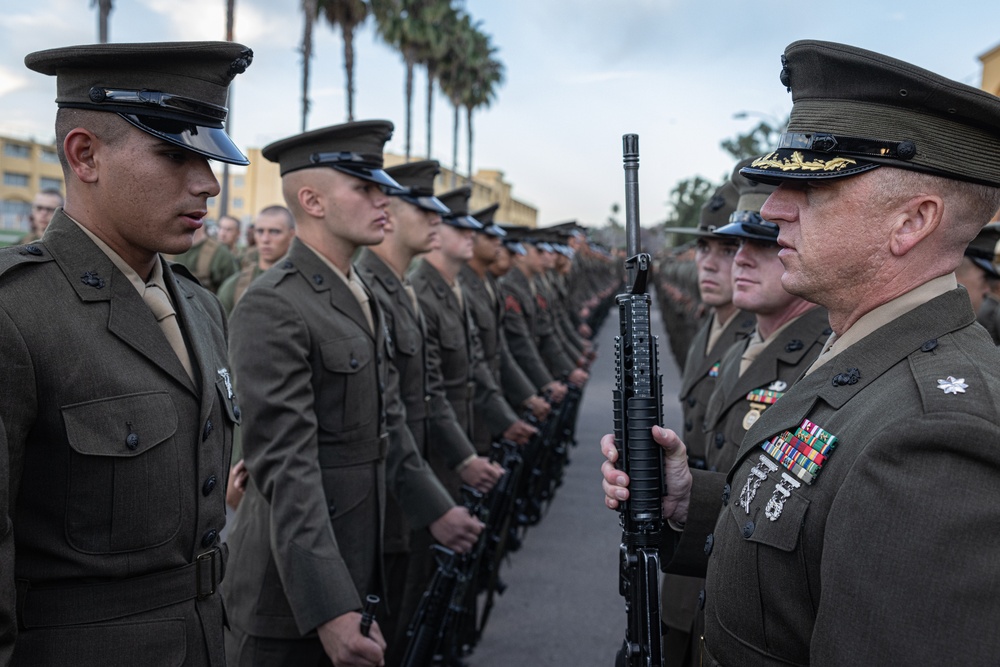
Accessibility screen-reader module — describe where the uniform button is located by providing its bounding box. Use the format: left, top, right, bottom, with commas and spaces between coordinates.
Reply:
708, 465, 718, 473
24, 244, 43, 256
921, 338, 938, 352
714, 433, 725, 448
377, 353, 382, 363
785, 339, 803, 352
201, 529, 218, 548
684, 420, 692, 432
202, 419, 214, 441
126, 432, 140, 450
350, 357, 359, 369
721, 484, 731, 505
328, 502, 337, 515
742, 521, 755, 538
379, 383, 385, 393
698, 589, 706, 610
704, 533, 714, 556
202, 476, 218, 496
687, 396, 696, 407
233, 405, 241, 419
424, 395, 431, 403
312, 274, 324, 285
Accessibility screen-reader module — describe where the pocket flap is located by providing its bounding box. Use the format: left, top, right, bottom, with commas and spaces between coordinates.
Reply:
320, 335, 372, 374
727, 483, 809, 553
63, 392, 177, 458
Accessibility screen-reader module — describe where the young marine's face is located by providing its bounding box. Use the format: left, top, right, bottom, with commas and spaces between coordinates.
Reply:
217, 216, 241, 248
391, 198, 441, 255
731, 239, 802, 316
97, 123, 220, 257
472, 232, 501, 265
30, 191, 62, 233
438, 223, 475, 262
695, 237, 739, 308
253, 211, 295, 265
323, 169, 390, 248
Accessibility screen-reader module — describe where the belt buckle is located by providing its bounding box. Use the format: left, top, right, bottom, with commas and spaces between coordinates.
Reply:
196, 548, 219, 599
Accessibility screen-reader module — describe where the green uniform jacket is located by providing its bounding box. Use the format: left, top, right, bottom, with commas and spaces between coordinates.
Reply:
0, 213, 237, 666
356, 249, 476, 550
216, 262, 263, 316
222, 239, 452, 638
411, 261, 517, 461
0, 424, 13, 665
499, 266, 560, 388
460, 265, 536, 450
170, 237, 238, 294
669, 288, 1000, 666
660, 309, 755, 635
704, 307, 830, 474
532, 274, 580, 374
677, 310, 757, 466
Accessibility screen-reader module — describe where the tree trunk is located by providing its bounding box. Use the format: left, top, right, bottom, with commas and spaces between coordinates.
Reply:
301, 0, 317, 133
451, 102, 459, 188
97, 0, 112, 43
465, 105, 473, 184
426, 66, 434, 159
344, 26, 355, 122
404, 55, 414, 160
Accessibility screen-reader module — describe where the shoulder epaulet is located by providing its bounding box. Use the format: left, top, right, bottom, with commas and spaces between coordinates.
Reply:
0, 243, 55, 279
166, 260, 204, 287
909, 331, 995, 422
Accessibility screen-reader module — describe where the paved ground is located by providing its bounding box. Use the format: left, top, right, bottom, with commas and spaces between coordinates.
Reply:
471, 290, 682, 666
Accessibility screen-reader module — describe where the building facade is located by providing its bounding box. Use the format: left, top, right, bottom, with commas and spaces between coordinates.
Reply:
0, 135, 64, 244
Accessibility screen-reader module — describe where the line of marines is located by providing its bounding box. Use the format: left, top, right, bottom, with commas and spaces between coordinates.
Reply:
0, 40, 622, 667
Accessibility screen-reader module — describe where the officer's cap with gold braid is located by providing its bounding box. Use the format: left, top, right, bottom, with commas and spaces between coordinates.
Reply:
741, 40, 1000, 187
716, 158, 778, 243
263, 120, 404, 193
386, 160, 449, 214
26, 42, 253, 165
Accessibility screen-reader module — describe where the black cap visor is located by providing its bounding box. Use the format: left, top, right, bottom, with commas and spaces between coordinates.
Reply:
969, 255, 1000, 280
739, 132, 898, 184
331, 164, 407, 195
400, 193, 450, 214
482, 224, 506, 238
715, 211, 779, 243
122, 113, 249, 165
503, 241, 527, 255
443, 214, 483, 230
662, 225, 732, 239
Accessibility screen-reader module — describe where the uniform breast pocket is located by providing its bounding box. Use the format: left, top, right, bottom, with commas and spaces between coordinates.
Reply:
394, 326, 420, 360
62, 392, 181, 553
438, 326, 464, 353
318, 335, 374, 433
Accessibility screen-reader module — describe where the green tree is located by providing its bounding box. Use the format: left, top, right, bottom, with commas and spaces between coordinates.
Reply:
665, 176, 715, 230
460, 28, 503, 183
720, 117, 787, 160
323, 0, 370, 122
415, 0, 457, 160
437, 10, 477, 185
372, 0, 441, 159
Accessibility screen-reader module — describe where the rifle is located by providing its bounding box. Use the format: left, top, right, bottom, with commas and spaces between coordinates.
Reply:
613, 134, 666, 667
400, 545, 461, 667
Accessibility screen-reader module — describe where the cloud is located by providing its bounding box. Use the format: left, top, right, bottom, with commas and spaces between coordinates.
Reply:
565, 70, 644, 85
140, 0, 299, 48
0, 66, 29, 97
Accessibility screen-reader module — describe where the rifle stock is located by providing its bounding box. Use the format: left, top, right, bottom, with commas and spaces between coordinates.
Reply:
613, 133, 666, 667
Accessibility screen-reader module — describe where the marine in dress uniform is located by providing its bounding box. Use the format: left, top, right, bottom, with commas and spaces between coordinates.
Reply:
658, 177, 753, 667
0, 41, 252, 666
604, 40, 1000, 666
216, 205, 296, 315
956, 222, 1000, 344
223, 122, 480, 666
169, 231, 239, 293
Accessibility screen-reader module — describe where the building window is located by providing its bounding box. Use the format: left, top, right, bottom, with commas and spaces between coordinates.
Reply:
40, 149, 60, 163
232, 198, 244, 209
1, 200, 31, 231
2, 143, 30, 159
234, 176, 245, 188
3, 172, 29, 188
39, 177, 63, 192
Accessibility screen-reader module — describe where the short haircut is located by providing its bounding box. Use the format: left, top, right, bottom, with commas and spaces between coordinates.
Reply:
218, 215, 242, 231
258, 204, 295, 230
37, 188, 64, 205
54, 108, 128, 173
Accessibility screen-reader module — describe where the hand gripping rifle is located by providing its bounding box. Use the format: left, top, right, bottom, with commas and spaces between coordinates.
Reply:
614, 134, 665, 667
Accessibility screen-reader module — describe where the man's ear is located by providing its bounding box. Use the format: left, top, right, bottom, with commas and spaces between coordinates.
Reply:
63, 128, 101, 184
297, 184, 325, 219
888, 194, 944, 257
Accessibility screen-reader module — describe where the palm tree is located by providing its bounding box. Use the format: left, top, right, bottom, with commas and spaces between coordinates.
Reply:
461, 30, 503, 184
437, 12, 481, 185
300, 0, 319, 131
415, 0, 456, 160
91, 0, 113, 43
323, 0, 370, 122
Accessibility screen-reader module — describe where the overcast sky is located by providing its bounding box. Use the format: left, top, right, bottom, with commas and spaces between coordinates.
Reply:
2, 0, 999, 227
